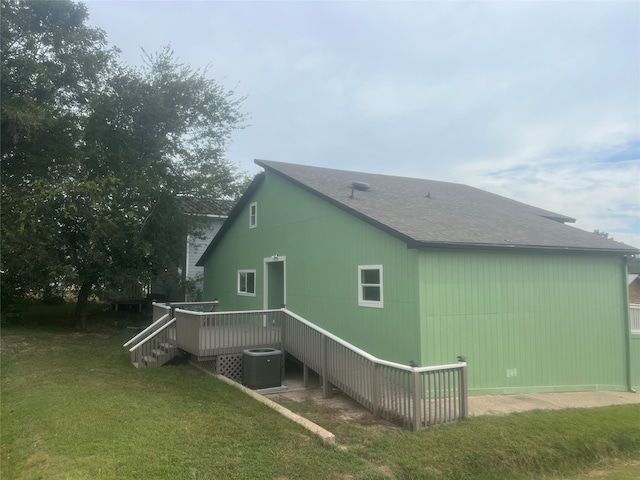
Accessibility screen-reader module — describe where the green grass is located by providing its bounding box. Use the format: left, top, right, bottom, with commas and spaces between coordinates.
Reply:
1, 319, 380, 479
2, 305, 640, 479
558, 458, 640, 479
274, 395, 640, 479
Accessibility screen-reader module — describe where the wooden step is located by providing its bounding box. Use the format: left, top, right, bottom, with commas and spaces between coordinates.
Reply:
142, 355, 156, 367
152, 349, 166, 358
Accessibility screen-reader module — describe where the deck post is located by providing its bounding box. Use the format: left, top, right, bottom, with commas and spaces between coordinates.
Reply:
303, 363, 309, 388
321, 335, 333, 398
280, 309, 286, 352
459, 363, 468, 419
412, 369, 421, 431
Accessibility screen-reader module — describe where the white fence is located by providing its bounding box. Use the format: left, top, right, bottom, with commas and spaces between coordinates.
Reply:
631, 304, 640, 334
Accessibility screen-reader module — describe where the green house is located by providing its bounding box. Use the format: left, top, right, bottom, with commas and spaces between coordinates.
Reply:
198, 160, 640, 395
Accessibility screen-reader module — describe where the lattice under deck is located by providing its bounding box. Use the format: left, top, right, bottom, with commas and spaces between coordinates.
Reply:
216, 353, 243, 383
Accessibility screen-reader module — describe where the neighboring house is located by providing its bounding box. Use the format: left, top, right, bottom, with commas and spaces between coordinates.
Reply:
152, 197, 232, 302
197, 160, 640, 395
629, 274, 640, 304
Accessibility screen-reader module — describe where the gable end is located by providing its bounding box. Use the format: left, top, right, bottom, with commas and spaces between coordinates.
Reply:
196, 173, 265, 266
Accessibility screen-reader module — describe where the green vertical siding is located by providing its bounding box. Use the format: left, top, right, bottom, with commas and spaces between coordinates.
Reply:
202, 170, 633, 393
418, 250, 630, 394
203, 173, 422, 363
631, 336, 640, 392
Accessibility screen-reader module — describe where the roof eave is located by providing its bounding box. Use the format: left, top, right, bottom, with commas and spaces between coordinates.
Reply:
409, 240, 639, 255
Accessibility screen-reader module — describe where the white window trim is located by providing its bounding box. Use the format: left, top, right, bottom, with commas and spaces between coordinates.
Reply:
237, 269, 256, 296
249, 202, 257, 229
358, 264, 384, 308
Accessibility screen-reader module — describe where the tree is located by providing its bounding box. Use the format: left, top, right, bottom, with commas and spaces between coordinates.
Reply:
1, 0, 116, 319
1, 0, 114, 168
1, 0, 247, 327
593, 230, 612, 240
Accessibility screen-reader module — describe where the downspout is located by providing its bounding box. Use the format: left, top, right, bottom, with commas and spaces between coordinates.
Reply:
623, 256, 636, 393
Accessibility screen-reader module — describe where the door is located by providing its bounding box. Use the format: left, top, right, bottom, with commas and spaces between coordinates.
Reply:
265, 258, 286, 309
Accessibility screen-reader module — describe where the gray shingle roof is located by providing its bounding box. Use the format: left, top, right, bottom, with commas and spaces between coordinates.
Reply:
256, 159, 637, 253
177, 196, 234, 217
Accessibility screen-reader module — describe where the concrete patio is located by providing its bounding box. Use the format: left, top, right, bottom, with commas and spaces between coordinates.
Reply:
467, 390, 640, 416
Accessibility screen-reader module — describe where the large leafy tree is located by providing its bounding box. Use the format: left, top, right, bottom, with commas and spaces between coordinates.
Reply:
1, 0, 247, 326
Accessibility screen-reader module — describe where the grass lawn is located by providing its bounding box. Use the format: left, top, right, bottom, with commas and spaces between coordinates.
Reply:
2, 306, 640, 479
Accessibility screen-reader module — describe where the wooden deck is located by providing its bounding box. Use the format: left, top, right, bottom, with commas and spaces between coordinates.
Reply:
131, 305, 468, 430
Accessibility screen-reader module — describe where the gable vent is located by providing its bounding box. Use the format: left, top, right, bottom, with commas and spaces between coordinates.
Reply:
351, 181, 371, 191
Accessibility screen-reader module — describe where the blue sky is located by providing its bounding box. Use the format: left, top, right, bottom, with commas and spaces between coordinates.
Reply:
86, 0, 640, 247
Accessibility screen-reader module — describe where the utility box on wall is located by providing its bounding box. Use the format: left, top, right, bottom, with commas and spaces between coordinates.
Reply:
242, 348, 282, 389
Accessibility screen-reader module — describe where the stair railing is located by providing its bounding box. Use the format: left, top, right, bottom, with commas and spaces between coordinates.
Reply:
128, 318, 177, 368
123, 311, 171, 349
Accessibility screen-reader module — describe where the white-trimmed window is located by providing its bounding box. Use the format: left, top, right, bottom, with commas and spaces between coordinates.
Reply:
358, 265, 383, 308
238, 270, 256, 296
249, 202, 257, 228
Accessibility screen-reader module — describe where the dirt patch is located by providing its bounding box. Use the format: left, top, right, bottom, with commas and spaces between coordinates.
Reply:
0, 332, 110, 355
0, 335, 31, 354
375, 464, 397, 478
269, 387, 399, 428
53, 332, 109, 342
582, 459, 640, 478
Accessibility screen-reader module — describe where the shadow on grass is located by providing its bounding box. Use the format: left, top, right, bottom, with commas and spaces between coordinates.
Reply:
1, 300, 152, 332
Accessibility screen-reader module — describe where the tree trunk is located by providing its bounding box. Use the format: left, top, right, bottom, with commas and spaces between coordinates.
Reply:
75, 280, 92, 330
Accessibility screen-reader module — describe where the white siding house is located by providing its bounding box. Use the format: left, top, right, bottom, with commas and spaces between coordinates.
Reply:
152, 197, 232, 302
185, 218, 225, 300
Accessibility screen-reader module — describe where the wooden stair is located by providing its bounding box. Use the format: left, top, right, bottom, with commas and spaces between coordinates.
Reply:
128, 320, 178, 368
137, 343, 177, 368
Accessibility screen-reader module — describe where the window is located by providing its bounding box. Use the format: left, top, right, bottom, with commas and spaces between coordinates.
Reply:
358, 265, 383, 308
249, 202, 257, 228
238, 270, 256, 296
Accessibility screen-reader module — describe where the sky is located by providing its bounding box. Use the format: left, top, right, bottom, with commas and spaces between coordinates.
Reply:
85, 0, 640, 248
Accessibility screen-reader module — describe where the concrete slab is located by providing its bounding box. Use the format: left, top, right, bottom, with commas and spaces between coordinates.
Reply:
468, 391, 640, 416
253, 385, 289, 394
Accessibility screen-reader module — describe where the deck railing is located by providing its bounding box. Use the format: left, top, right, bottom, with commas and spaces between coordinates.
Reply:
152, 302, 173, 323
124, 303, 173, 349
631, 304, 640, 334
168, 301, 219, 316
282, 308, 467, 430
173, 308, 282, 357
125, 302, 222, 368
165, 306, 467, 429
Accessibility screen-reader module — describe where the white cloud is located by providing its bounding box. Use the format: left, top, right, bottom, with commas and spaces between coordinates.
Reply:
352, 78, 442, 118
466, 157, 640, 247
85, 0, 640, 247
